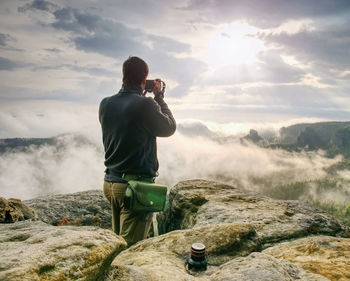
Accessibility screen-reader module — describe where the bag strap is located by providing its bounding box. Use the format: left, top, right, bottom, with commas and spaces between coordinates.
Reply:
122, 173, 155, 183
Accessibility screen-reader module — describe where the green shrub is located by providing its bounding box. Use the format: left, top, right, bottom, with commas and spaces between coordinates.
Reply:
307, 200, 350, 227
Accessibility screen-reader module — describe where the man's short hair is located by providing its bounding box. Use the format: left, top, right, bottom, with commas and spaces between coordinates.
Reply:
122, 56, 149, 85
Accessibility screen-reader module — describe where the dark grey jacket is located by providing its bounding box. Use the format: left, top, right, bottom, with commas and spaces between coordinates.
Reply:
99, 83, 176, 182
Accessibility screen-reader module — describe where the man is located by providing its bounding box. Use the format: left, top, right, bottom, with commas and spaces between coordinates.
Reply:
99, 56, 176, 246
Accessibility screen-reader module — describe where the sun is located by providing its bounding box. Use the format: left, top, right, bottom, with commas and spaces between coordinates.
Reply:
203, 22, 264, 71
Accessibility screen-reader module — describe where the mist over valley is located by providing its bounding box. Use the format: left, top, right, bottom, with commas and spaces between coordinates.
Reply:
1, 120, 349, 225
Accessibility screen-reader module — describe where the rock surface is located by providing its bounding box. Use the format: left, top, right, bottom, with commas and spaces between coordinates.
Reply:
2, 179, 349, 281
0, 197, 35, 223
0, 220, 126, 281
110, 224, 328, 281
264, 235, 350, 281
108, 179, 348, 281
209, 252, 329, 281
24, 190, 111, 228
113, 222, 259, 268
158, 179, 349, 247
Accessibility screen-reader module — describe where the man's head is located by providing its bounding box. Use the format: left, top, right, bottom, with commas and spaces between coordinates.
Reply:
122, 56, 149, 89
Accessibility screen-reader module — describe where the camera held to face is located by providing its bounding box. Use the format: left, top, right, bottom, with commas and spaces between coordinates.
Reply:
145, 79, 166, 97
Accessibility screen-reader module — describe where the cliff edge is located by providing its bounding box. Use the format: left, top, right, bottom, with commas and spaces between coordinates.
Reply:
1, 179, 349, 280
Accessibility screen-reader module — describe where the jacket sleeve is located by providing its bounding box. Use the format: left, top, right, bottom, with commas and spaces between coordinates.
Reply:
141, 96, 176, 137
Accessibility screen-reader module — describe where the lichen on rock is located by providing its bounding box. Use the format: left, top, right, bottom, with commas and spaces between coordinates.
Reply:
24, 190, 111, 228
109, 226, 329, 281
209, 252, 330, 281
263, 235, 350, 281
110, 223, 259, 280
0, 220, 127, 280
158, 179, 349, 247
0, 197, 35, 223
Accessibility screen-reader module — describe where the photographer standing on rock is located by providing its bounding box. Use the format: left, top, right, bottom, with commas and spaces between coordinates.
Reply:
99, 56, 176, 246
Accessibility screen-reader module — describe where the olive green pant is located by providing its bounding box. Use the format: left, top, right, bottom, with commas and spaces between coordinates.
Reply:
103, 181, 153, 246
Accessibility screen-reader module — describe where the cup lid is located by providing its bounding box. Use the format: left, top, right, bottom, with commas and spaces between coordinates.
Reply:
191, 243, 205, 251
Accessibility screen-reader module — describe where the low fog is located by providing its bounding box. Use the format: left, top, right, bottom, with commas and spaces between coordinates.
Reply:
0, 134, 104, 199
157, 133, 340, 187
0, 120, 346, 202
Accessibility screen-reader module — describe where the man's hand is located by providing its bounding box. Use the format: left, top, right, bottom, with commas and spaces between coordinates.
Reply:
153, 79, 163, 99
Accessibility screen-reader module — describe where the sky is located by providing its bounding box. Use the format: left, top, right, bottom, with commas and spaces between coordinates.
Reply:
0, 0, 350, 138
1, 0, 350, 200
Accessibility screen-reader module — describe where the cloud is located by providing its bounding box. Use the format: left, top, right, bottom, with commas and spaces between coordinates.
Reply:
147, 34, 190, 54
50, 6, 190, 55
0, 124, 343, 203
0, 57, 18, 70
2, 0, 350, 120
50, 5, 206, 96
48, 5, 190, 59
260, 22, 350, 71
183, 0, 350, 28
44, 48, 62, 53
0, 75, 117, 102
183, 82, 349, 121
143, 52, 206, 97
31, 63, 118, 77
0, 33, 21, 51
52, 6, 102, 34
177, 121, 218, 139
18, 0, 58, 13
221, 84, 347, 119
0, 134, 104, 200
244, 84, 333, 107
157, 132, 341, 187
203, 50, 304, 85
0, 101, 101, 142
19, 1, 206, 97
0, 33, 11, 47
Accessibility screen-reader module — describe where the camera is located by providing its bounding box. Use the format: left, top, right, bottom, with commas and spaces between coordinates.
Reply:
145, 80, 155, 93
145, 79, 166, 97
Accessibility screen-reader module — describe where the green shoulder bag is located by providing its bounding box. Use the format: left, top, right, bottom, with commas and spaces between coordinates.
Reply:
123, 175, 167, 212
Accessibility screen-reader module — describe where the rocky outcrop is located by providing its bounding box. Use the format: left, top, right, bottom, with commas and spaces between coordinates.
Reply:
24, 190, 111, 228
158, 180, 349, 248
264, 235, 350, 281
278, 121, 350, 157
241, 129, 263, 144
0, 220, 126, 281
2, 179, 349, 280
0, 197, 35, 223
110, 225, 328, 281
109, 179, 349, 281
